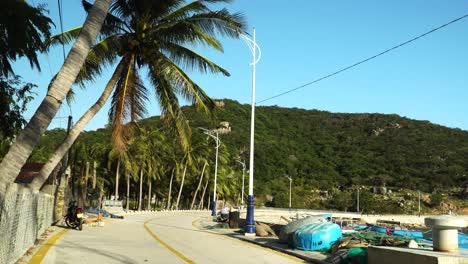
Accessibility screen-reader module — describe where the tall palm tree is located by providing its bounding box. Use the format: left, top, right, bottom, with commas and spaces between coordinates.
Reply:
190, 161, 207, 209
30, 0, 246, 190
175, 131, 211, 209
0, 0, 112, 194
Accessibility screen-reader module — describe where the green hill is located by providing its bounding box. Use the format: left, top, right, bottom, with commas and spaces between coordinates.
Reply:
31, 99, 468, 212
165, 99, 468, 190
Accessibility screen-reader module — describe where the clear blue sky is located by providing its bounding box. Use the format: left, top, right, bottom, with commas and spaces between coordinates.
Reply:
16, 0, 468, 131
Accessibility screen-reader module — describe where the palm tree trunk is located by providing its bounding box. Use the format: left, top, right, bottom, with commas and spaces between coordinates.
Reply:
199, 177, 209, 209
147, 179, 152, 210
0, 0, 112, 193
84, 161, 89, 206
190, 162, 206, 210
126, 170, 130, 211
166, 167, 174, 210
115, 159, 120, 199
138, 169, 143, 211
29, 59, 127, 190
175, 163, 187, 210
92, 161, 97, 189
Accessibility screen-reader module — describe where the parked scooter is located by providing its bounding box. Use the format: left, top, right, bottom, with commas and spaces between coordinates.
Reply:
64, 201, 84, 231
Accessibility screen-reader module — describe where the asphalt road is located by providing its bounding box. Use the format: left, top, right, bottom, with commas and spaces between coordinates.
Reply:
39, 212, 302, 264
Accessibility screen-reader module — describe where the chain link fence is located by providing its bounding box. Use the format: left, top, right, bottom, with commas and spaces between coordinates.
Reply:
0, 184, 54, 264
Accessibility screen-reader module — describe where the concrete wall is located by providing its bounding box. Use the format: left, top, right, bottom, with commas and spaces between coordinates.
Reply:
368, 246, 468, 264
0, 184, 54, 264
362, 214, 468, 225
239, 208, 468, 226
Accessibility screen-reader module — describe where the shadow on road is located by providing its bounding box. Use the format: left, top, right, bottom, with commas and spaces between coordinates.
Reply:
51, 240, 138, 263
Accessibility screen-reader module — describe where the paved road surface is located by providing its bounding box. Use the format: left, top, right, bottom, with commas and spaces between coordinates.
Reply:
39, 212, 302, 263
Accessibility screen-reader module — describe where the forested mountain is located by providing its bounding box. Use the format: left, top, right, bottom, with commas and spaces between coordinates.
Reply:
173, 99, 467, 190
30, 99, 468, 212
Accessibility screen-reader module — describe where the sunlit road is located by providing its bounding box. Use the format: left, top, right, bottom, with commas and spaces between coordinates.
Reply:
38, 212, 302, 264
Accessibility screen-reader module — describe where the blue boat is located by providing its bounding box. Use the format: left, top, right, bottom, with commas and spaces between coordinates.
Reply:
368, 224, 423, 238
459, 233, 468, 249
393, 227, 424, 238
292, 222, 342, 251
368, 224, 388, 234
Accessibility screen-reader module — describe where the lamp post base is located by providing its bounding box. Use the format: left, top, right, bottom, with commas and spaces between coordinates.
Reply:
211, 200, 217, 216
245, 195, 255, 234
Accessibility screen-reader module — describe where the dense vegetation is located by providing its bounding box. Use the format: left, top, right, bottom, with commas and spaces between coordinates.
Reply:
29, 99, 468, 212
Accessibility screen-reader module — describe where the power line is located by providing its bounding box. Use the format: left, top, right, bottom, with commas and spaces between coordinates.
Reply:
57, 0, 66, 61
257, 13, 468, 104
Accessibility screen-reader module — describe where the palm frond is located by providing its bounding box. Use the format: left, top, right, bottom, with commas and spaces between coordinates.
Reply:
148, 64, 191, 151
155, 21, 224, 52
109, 54, 148, 153
82, 0, 129, 36
161, 42, 229, 76
152, 52, 215, 114
43, 26, 82, 50
159, 1, 210, 22
185, 9, 247, 38
76, 35, 122, 84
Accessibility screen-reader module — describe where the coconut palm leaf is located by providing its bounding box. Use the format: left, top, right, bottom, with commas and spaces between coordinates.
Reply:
0, 1, 53, 76
161, 43, 229, 76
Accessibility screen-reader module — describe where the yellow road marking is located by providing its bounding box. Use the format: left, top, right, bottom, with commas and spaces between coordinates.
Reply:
191, 218, 305, 263
29, 229, 69, 264
144, 219, 195, 264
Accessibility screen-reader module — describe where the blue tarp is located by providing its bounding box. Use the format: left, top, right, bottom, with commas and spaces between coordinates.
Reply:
85, 208, 124, 219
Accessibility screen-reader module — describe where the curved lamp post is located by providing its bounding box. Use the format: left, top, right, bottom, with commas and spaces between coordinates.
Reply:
199, 127, 220, 216
238, 28, 262, 236
236, 159, 246, 209
285, 175, 292, 209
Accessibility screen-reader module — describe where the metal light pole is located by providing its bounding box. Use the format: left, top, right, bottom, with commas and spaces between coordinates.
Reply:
285, 175, 292, 209
236, 159, 246, 209
239, 28, 261, 236
418, 190, 421, 216
357, 187, 360, 212
199, 127, 220, 216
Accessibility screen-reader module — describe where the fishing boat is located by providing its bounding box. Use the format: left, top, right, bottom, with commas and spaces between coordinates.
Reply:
367, 224, 423, 238
292, 222, 342, 251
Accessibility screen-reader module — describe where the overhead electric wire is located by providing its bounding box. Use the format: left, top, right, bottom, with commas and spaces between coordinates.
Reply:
257, 13, 468, 104
57, 0, 66, 61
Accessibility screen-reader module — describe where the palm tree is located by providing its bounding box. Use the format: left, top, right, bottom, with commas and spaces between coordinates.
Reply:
190, 161, 207, 209
30, 0, 246, 190
0, 0, 112, 194
175, 131, 211, 209
0, 0, 52, 76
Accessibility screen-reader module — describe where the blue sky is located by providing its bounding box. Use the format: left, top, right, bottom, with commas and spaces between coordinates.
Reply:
16, 0, 468, 131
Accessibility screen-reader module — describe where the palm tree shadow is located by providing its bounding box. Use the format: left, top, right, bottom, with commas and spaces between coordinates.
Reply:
53, 240, 138, 263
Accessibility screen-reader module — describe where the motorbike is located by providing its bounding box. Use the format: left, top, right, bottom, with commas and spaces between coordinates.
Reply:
64, 201, 84, 231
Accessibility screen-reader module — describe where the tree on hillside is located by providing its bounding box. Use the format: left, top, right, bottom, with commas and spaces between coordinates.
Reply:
31, 0, 247, 191
0, 0, 112, 194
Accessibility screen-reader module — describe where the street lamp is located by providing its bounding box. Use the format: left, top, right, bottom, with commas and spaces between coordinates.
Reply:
199, 127, 220, 217
285, 175, 292, 209
236, 159, 246, 209
356, 187, 360, 212
237, 28, 261, 236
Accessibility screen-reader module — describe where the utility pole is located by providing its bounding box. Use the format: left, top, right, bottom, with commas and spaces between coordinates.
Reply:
236, 159, 246, 209
285, 175, 292, 209
357, 187, 360, 212
199, 127, 220, 217
418, 190, 421, 216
